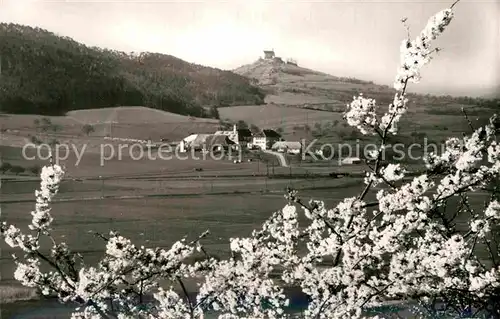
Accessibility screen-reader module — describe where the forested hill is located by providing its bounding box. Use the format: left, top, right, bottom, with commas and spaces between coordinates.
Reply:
0, 23, 265, 117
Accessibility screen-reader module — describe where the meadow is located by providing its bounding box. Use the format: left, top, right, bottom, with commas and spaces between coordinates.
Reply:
0, 107, 220, 144
0, 100, 497, 318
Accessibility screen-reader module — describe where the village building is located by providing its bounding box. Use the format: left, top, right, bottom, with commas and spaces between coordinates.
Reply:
341, 157, 362, 165
214, 125, 254, 147
205, 134, 236, 152
236, 128, 253, 147
252, 129, 282, 150
271, 141, 302, 154
214, 124, 238, 144
185, 134, 211, 151
184, 134, 236, 152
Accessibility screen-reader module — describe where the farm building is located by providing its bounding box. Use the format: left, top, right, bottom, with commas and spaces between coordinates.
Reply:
205, 135, 236, 152
182, 134, 199, 144
214, 124, 238, 144
341, 157, 362, 165
214, 124, 253, 147
236, 128, 253, 147
252, 129, 282, 150
186, 134, 236, 152
186, 134, 211, 150
271, 141, 302, 154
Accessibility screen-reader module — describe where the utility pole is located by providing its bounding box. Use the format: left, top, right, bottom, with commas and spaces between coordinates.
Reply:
100, 176, 104, 198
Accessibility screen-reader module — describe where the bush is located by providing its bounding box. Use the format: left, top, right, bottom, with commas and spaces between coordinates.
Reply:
28, 165, 41, 175
49, 139, 59, 146
8, 165, 25, 175
0, 162, 12, 173
237, 120, 249, 129
30, 135, 42, 145
82, 124, 95, 136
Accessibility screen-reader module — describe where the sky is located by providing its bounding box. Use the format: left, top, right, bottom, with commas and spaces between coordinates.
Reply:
0, 0, 498, 97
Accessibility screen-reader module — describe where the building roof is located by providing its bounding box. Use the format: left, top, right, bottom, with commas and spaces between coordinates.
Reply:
189, 134, 235, 148
272, 141, 302, 150
253, 129, 281, 138
341, 157, 362, 163
205, 135, 235, 148
183, 134, 200, 143
188, 134, 210, 147
263, 129, 281, 138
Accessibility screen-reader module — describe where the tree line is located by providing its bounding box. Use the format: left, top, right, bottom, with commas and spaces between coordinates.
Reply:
0, 23, 265, 117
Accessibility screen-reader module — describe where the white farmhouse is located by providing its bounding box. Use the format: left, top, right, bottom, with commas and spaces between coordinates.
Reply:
214, 125, 238, 144
341, 157, 362, 165
252, 129, 282, 150
271, 141, 302, 154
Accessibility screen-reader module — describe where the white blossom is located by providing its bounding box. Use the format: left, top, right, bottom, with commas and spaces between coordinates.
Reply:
344, 94, 378, 135
381, 164, 406, 181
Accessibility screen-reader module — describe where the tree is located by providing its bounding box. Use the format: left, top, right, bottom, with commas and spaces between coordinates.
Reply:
219, 119, 233, 130
249, 124, 260, 133
237, 120, 249, 129
210, 105, 220, 119
0, 161, 12, 173
4, 3, 500, 319
82, 124, 95, 136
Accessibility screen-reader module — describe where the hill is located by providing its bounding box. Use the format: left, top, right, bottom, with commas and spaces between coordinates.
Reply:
233, 57, 499, 113
0, 23, 265, 117
228, 57, 499, 147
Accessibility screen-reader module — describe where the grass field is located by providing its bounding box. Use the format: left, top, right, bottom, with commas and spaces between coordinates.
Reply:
0, 285, 39, 304
0, 107, 220, 144
0, 184, 368, 282
67, 107, 219, 125
219, 104, 336, 129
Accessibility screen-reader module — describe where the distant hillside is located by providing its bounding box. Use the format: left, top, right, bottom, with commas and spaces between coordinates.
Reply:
0, 23, 265, 117
233, 57, 499, 113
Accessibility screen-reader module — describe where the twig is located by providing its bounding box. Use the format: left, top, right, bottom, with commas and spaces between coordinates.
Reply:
461, 107, 475, 132
467, 235, 478, 260
295, 198, 343, 243
450, 0, 461, 9
484, 239, 498, 268
177, 276, 195, 318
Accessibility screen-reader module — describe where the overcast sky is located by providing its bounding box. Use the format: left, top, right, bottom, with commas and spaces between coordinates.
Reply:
1, 0, 498, 97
